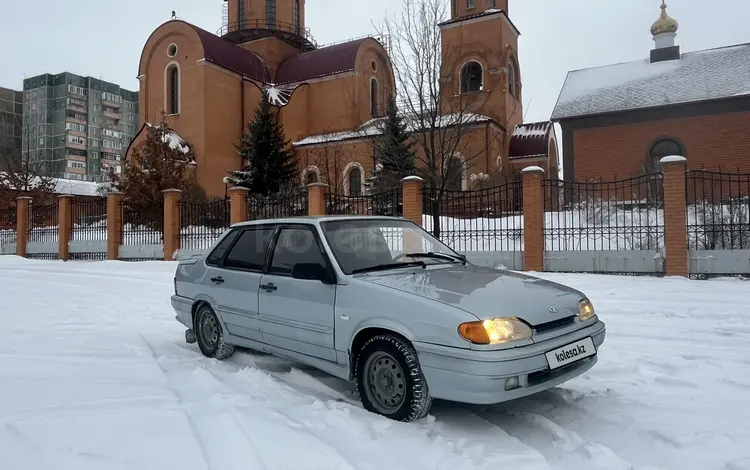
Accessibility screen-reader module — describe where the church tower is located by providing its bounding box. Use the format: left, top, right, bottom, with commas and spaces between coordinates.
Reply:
438, 0, 522, 138
649, 0, 680, 63
220, 0, 314, 73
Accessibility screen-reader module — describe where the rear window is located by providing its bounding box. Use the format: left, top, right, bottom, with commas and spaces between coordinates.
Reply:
223, 227, 275, 271
205, 229, 240, 266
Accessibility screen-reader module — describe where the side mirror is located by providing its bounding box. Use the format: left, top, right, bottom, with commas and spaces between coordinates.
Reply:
291, 263, 331, 283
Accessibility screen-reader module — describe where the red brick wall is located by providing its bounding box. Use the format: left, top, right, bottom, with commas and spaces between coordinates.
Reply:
573, 111, 750, 180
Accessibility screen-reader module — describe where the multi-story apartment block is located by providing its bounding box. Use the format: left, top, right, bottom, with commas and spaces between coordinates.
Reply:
0, 86, 23, 172
22, 72, 139, 182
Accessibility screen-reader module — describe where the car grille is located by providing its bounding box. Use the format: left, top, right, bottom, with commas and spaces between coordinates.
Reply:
533, 316, 575, 333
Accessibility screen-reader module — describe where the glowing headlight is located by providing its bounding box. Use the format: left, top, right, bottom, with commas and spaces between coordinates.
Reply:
578, 299, 596, 321
458, 317, 532, 345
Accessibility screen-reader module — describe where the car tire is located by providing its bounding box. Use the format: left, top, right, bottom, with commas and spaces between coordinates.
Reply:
355, 334, 432, 422
194, 304, 235, 360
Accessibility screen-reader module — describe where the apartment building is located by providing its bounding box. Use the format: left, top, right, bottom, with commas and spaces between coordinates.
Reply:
22, 72, 139, 182
0, 86, 23, 172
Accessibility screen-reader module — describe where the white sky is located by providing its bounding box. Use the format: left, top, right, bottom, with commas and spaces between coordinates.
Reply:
1, 0, 748, 123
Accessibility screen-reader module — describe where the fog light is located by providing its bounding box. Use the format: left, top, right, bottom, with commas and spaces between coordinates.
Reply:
504, 376, 520, 391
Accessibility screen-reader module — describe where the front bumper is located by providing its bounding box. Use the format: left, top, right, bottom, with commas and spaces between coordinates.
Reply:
414, 319, 606, 404
171, 295, 193, 328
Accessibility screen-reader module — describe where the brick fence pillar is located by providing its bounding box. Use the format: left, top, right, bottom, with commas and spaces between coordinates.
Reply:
401, 176, 423, 227
228, 187, 250, 225
521, 166, 545, 272
58, 195, 74, 260
106, 192, 124, 260
15, 197, 31, 257
660, 155, 688, 277
162, 189, 182, 261
307, 183, 329, 216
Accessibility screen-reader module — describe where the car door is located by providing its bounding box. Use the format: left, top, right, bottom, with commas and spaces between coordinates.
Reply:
258, 224, 337, 362
209, 225, 276, 343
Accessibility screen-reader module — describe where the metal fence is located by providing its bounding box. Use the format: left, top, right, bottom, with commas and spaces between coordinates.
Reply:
685, 170, 750, 250
27, 202, 59, 260
543, 173, 665, 251
248, 190, 308, 220
422, 182, 523, 251
69, 198, 108, 261
121, 200, 164, 245
180, 198, 230, 250
326, 188, 402, 217
0, 207, 16, 255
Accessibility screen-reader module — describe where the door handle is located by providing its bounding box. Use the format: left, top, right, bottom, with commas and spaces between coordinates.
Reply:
210, 276, 224, 284
260, 283, 277, 291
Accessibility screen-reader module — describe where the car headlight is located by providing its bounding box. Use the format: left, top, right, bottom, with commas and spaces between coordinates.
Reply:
458, 317, 532, 345
578, 299, 596, 321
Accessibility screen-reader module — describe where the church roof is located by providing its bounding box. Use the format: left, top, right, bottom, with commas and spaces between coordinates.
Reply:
274, 38, 368, 85
509, 121, 553, 160
188, 24, 272, 84
551, 42, 750, 121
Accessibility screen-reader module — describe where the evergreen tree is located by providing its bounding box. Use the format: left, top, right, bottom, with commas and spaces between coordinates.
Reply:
367, 98, 416, 192
225, 96, 297, 195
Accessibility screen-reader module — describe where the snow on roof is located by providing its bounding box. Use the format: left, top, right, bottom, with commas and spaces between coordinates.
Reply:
293, 112, 492, 147
1, 173, 104, 197
551, 42, 750, 120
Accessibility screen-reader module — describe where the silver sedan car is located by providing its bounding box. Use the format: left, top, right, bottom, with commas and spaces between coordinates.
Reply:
171, 216, 606, 422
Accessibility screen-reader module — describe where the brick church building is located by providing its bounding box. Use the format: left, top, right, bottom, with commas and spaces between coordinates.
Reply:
129, 0, 557, 198
551, 1, 750, 182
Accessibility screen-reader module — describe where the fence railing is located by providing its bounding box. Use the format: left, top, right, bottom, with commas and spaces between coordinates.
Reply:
543, 173, 665, 251
685, 170, 750, 250
28, 202, 59, 244
180, 198, 230, 250
326, 188, 402, 217
72, 198, 107, 241
422, 182, 523, 251
122, 200, 164, 245
0, 207, 16, 254
248, 191, 308, 220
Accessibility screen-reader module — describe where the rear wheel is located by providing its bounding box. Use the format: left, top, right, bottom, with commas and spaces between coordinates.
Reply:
355, 334, 432, 422
194, 304, 235, 360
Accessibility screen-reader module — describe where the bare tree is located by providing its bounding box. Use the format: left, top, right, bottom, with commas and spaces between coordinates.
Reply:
0, 118, 55, 209
299, 144, 350, 195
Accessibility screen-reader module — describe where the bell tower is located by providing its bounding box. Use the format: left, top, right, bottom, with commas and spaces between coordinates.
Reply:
451, 0, 509, 20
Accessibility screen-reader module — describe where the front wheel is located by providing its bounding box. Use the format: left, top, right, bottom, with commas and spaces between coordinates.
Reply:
355, 334, 432, 422
194, 305, 235, 360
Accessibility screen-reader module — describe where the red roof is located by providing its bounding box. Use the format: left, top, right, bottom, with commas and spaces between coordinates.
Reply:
188, 23, 271, 84
274, 38, 367, 85
509, 121, 553, 160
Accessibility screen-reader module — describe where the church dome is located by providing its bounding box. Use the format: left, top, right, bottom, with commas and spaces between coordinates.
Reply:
651, 0, 679, 36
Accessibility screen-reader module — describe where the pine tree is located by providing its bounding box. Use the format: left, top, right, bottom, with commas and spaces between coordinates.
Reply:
225, 96, 297, 195
368, 98, 416, 192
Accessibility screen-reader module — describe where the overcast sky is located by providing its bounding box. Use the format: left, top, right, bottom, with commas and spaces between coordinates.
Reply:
1, 0, 748, 123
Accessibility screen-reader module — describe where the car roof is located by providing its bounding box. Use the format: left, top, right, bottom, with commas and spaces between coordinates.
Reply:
230, 215, 407, 228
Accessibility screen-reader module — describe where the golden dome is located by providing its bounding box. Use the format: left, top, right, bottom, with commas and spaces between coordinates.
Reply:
651, 0, 679, 36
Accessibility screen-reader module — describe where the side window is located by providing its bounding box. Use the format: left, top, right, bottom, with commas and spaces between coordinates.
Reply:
223, 227, 275, 271
269, 227, 326, 276
205, 229, 240, 266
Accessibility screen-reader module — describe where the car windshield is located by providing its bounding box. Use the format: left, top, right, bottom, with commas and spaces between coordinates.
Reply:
320, 218, 463, 275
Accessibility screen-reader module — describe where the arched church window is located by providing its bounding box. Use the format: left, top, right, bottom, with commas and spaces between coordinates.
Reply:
293, 0, 300, 33
266, 0, 276, 28
460, 61, 483, 93
167, 65, 179, 114
648, 139, 682, 169
370, 79, 378, 117
306, 170, 318, 185
446, 156, 463, 191
507, 61, 517, 98
348, 167, 362, 196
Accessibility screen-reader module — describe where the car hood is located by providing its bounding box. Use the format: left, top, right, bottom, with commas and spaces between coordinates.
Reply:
358, 263, 584, 325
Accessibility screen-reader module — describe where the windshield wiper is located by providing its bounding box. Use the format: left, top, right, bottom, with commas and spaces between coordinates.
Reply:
403, 252, 466, 264
352, 261, 426, 274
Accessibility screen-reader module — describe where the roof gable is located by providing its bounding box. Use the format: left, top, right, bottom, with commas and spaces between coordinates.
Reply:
274, 38, 368, 85
189, 24, 271, 84
551, 42, 750, 121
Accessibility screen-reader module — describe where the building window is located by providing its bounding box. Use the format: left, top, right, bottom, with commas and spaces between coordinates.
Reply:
166, 64, 180, 114
348, 167, 362, 196
167, 44, 178, 58
238, 0, 246, 28
370, 79, 378, 117
293, 0, 300, 33
467, 0, 474, 7
306, 171, 318, 185
489, 0, 496, 7
507, 60, 518, 98
460, 61, 483, 93
266, 0, 276, 28
446, 156, 463, 191
648, 139, 682, 168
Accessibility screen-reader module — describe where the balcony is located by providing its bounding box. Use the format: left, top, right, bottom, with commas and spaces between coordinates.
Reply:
103, 109, 121, 120
217, 19, 317, 52
102, 98, 121, 109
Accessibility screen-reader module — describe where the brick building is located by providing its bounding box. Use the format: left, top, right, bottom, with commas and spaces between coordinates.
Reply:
131, 0, 557, 198
551, 2, 750, 182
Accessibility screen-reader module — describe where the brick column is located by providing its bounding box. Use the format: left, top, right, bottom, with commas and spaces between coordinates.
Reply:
58, 195, 74, 260
228, 187, 250, 225
162, 189, 182, 261
106, 192, 124, 260
521, 166, 545, 272
15, 197, 31, 257
307, 182, 329, 216
660, 155, 688, 277
401, 176, 424, 227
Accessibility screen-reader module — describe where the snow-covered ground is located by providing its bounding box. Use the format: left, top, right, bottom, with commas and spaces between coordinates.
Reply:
0, 256, 748, 470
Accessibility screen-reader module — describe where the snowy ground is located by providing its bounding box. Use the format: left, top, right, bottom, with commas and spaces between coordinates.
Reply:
0, 256, 748, 470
